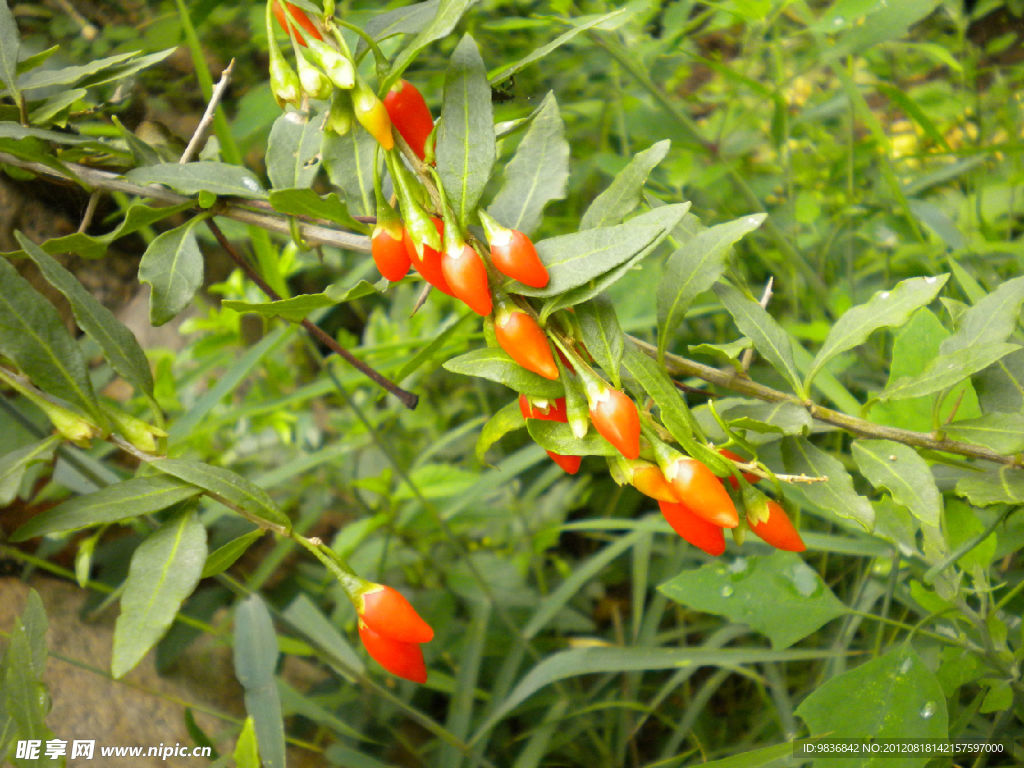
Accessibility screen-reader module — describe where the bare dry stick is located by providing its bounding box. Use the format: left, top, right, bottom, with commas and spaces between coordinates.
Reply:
180, 59, 236, 164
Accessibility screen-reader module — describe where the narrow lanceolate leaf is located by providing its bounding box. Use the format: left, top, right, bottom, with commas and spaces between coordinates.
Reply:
138, 217, 206, 326
0, 0, 20, 98
476, 399, 525, 463
657, 213, 766, 361
956, 466, 1024, 506
878, 343, 1020, 402
151, 458, 292, 532
111, 508, 207, 678
576, 296, 623, 383
486, 92, 568, 236
945, 413, 1024, 455
621, 341, 694, 445
267, 188, 364, 232
443, 348, 564, 399
11, 475, 202, 541
527, 420, 618, 456
385, 0, 479, 87
266, 109, 323, 190
235, 594, 286, 768
805, 274, 948, 389
715, 282, 805, 397
660, 552, 847, 649
322, 125, 377, 217
0, 435, 59, 507
0, 256, 104, 424
782, 437, 874, 530
16, 232, 154, 396
852, 440, 941, 530
522, 204, 689, 298
201, 529, 264, 579
580, 140, 670, 230
940, 275, 1024, 354
125, 162, 266, 198
364, 0, 439, 45
436, 34, 494, 225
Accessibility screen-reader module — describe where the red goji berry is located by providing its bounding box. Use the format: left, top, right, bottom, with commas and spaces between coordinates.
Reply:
478, 211, 549, 288
658, 499, 726, 556
404, 217, 455, 296
664, 456, 739, 529
358, 584, 434, 644
442, 242, 492, 316
749, 500, 806, 552
358, 620, 427, 683
519, 395, 582, 474
371, 224, 410, 282
495, 308, 558, 380
588, 387, 640, 460
272, 1, 323, 46
384, 80, 434, 161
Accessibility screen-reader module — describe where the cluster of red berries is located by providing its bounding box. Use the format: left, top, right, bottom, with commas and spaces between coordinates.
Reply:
271, 1, 807, 685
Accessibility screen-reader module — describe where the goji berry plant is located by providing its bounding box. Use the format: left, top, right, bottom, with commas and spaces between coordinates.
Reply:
1, 0, 1023, 766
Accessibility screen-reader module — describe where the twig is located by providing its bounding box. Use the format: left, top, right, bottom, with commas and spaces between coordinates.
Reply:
180, 59, 235, 164
630, 336, 1022, 467
77, 190, 100, 233
204, 219, 418, 409
740, 276, 773, 373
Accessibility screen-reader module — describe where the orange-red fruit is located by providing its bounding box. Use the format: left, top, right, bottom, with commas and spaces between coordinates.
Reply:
495, 311, 558, 380
359, 585, 434, 644
631, 464, 680, 504
665, 457, 739, 529
442, 243, 492, 316
519, 395, 580, 474
371, 226, 410, 281
383, 80, 434, 161
588, 388, 640, 460
658, 500, 726, 556
488, 229, 548, 288
358, 621, 427, 683
404, 217, 455, 296
750, 500, 806, 552
718, 448, 759, 489
272, 1, 323, 46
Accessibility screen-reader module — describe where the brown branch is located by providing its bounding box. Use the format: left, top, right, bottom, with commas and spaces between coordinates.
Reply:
204, 220, 418, 409
630, 337, 1021, 467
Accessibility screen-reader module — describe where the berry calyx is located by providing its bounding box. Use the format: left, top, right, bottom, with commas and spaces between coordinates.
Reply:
618, 459, 679, 503
358, 584, 434, 644
664, 456, 739, 529
404, 217, 455, 296
749, 500, 806, 552
658, 499, 726, 556
272, 1, 323, 47
495, 308, 558, 380
358, 620, 428, 683
587, 387, 640, 460
384, 80, 434, 161
478, 211, 548, 288
442, 242, 492, 316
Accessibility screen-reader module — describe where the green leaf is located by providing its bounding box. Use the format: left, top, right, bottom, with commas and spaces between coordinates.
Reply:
2, 592, 52, 760
0, 435, 58, 507
822, 0, 942, 57
852, 440, 941, 529
234, 594, 286, 768
527, 419, 618, 457
443, 348, 565, 399
621, 340, 694, 445
0, 256, 104, 424
476, 398, 525, 462
781, 437, 874, 530
657, 213, 766, 360
955, 466, 1024, 506
580, 140, 670, 230
364, 0, 438, 44
682, 741, 796, 768
15, 50, 134, 90
576, 296, 623, 382
795, 644, 947, 764
436, 34, 494, 225
0, 0, 20, 99
944, 413, 1024, 454
126, 162, 266, 199
201, 529, 264, 579
521, 204, 690, 298
16, 232, 154, 397
805, 275, 948, 389
941, 275, 1024, 354
233, 717, 260, 768
659, 552, 847, 649
281, 594, 363, 674
151, 457, 292, 532
486, 92, 568, 236
718, 400, 812, 435
222, 282, 380, 323
869, 308, 981, 432
945, 499, 997, 570
266, 108, 323, 190
322, 124, 377, 218
385, 0, 479, 88
268, 188, 364, 231
111, 507, 207, 678
715, 282, 805, 397
138, 217, 206, 326
878, 343, 1020, 401
11, 475, 201, 540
